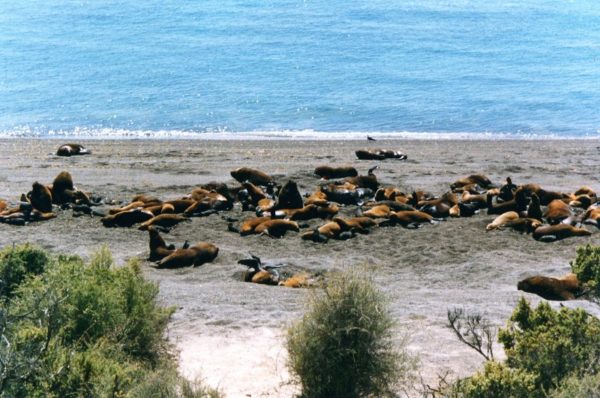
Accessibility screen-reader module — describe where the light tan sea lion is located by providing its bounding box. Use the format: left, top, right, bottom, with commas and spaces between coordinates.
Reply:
279, 273, 311, 288
301, 221, 342, 240
305, 190, 329, 206
28, 182, 53, 213
56, 143, 91, 156
138, 214, 189, 230
363, 204, 391, 219
254, 219, 300, 238
230, 167, 273, 186
389, 210, 434, 226
157, 242, 219, 268
517, 273, 582, 301
486, 211, 519, 231
533, 224, 591, 242
314, 165, 358, 179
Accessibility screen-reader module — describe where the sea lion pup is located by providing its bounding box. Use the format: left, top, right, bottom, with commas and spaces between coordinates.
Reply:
533, 224, 591, 242
583, 206, 600, 227
314, 165, 358, 180
230, 167, 273, 186
279, 273, 312, 288
517, 273, 582, 301
157, 242, 219, 269
273, 180, 303, 210
450, 174, 493, 191
147, 226, 176, 261
487, 187, 529, 215
485, 211, 520, 231
101, 208, 154, 227
238, 255, 279, 285
305, 190, 329, 206
138, 213, 189, 231
385, 210, 433, 228
498, 177, 518, 202
27, 182, 53, 213
544, 199, 573, 225
345, 166, 380, 191
362, 204, 392, 219
254, 219, 300, 238
56, 143, 91, 157
418, 191, 458, 218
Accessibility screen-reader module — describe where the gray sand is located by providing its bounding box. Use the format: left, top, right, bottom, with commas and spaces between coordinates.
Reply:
1, 138, 600, 396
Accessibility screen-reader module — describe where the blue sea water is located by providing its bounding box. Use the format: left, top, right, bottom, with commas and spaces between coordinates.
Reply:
1, 0, 600, 139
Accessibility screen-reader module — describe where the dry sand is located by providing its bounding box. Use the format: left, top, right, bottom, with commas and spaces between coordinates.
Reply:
1, 138, 600, 397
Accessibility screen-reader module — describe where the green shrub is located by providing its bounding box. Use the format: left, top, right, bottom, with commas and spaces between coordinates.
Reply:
286, 270, 415, 398
452, 361, 537, 398
0, 244, 50, 299
549, 372, 600, 398
570, 244, 600, 294
0, 245, 219, 397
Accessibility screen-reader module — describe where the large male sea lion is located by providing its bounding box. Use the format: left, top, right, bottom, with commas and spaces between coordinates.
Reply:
273, 180, 303, 210
56, 143, 91, 156
532, 224, 591, 242
157, 242, 219, 268
147, 227, 176, 261
517, 273, 582, 301
230, 167, 273, 186
314, 165, 358, 179
28, 182, 53, 213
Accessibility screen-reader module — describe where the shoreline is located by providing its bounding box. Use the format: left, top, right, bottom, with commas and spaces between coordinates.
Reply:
2, 138, 600, 396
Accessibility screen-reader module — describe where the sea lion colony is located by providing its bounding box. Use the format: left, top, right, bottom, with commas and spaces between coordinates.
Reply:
1, 144, 599, 297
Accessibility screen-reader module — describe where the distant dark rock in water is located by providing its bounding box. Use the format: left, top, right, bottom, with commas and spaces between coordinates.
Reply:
56, 143, 91, 156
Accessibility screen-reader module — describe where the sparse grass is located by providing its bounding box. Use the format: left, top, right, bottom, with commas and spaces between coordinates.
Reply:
286, 269, 415, 398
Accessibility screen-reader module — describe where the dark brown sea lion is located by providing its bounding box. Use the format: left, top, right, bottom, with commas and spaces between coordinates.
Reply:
487, 187, 529, 215
418, 192, 458, 218
254, 219, 300, 238
230, 167, 273, 186
498, 177, 518, 202
138, 214, 189, 230
346, 166, 379, 191
50, 171, 74, 203
569, 194, 593, 209
517, 273, 582, 301
544, 199, 573, 225
56, 143, 91, 156
527, 192, 543, 220
355, 149, 407, 160
241, 182, 269, 205
450, 174, 493, 191
374, 187, 405, 202
501, 218, 542, 234
314, 165, 358, 179
147, 227, 175, 261
288, 204, 319, 221
28, 182, 53, 213
101, 208, 154, 227
533, 224, 591, 242
157, 242, 219, 268
520, 183, 568, 206
274, 180, 303, 210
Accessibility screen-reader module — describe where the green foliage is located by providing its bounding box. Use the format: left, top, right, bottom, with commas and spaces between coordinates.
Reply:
0, 244, 50, 299
549, 372, 600, 398
286, 270, 415, 398
570, 244, 600, 294
0, 244, 218, 398
452, 361, 537, 398
498, 297, 600, 391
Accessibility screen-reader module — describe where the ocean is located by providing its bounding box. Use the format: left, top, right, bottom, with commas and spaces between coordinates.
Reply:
1, 0, 599, 139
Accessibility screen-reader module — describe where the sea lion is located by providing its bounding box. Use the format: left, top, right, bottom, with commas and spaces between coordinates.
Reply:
487, 187, 529, 215
520, 184, 568, 206
363, 204, 391, 219
305, 190, 329, 206
387, 210, 434, 228
450, 174, 493, 191
101, 209, 154, 227
374, 187, 405, 202
517, 273, 582, 301
157, 242, 219, 268
56, 143, 91, 156
526, 193, 543, 220
486, 211, 520, 231
301, 221, 342, 242
498, 177, 517, 202
138, 214, 189, 231
573, 186, 597, 199
449, 202, 479, 218
230, 167, 273, 186
109, 200, 147, 215
0, 200, 6, 213
163, 200, 195, 213
544, 199, 573, 225
321, 184, 371, 206
418, 192, 458, 218
274, 180, 303, 210
314, 165, 358, 179
569, 194, 593, 209
254, 219, 300, 238
288, 205, 319, 221
583, 206, 600, 227
28, 182, 53, 213
355, 149, 407, 160
501, 218, 542, 234
147, 227, 176, 261
241, 182, 269, 205
238, 216, 271, 235
279, 273, 311, 288
332, 216, 376, 233
533, 224, 591, 242
345, 166, 379, 191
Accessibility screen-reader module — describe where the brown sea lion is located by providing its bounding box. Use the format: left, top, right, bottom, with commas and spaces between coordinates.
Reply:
498, 177, 518, 202
418, 192, 458, 218
241, 182, 269, 205
486, 211, 519, 231
274, 180, 303, 210
301, 221, 342, 240
157, 242, 219, 268
487, 187, 529, 215
450, 174, 493, 191
520, 183, 568, 206
132, 194, 162, 204
109, 200, 147, 215
0, 200, 6, 212
501, 218, 542, 234
573, 186, 596, 198
527, 192, 543, 220
288, 204, 319, 221
230, 167, 273, 186
239, 216, 271, 235
138, 214, 189, 230
363, 204, 391, 219
279, 273, 311, 288
314, 165, 358, 179
346, 166, 379, 191
28, 182, 53, 213
517, 273, 582, 301
254, 219, 300, 238
544, 199, 573, 225
101, 208, 154, 227
583, 206, 600, 227
56, 143, 91, 156
355, 149, 407, 160
315, 204, 339, 219
533, 224, 591, 242
374, 187, 405, 202
305, 190, 329, 206
569, 194, 593, 209
147, 227, 175, 261
387, 210, 433, 227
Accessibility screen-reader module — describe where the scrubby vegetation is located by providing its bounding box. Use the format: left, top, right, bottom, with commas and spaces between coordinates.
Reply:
571, 244, 600, 296
0, 244, 221, 397
286, 269, 415, 398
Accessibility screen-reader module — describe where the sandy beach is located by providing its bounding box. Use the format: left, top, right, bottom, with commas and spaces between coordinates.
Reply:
1, 138, 600, 397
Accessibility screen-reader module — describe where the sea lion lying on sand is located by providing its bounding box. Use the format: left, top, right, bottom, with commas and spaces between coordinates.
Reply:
544, 199, 573, 225
157, 242, 219, 269
314, 165, 358, 179
517, 273, 582, 301
101, 208, 154, 227
355, 149, 407, 160
532, 224, 591, 242
486, 211, 519, 231
56, 143, 91, 156
138, 214, 189, 231
230, 167, 273, 186
450, 174, 493, 191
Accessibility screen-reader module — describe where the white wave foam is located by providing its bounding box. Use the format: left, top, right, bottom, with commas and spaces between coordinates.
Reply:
0, 126, 599, 140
